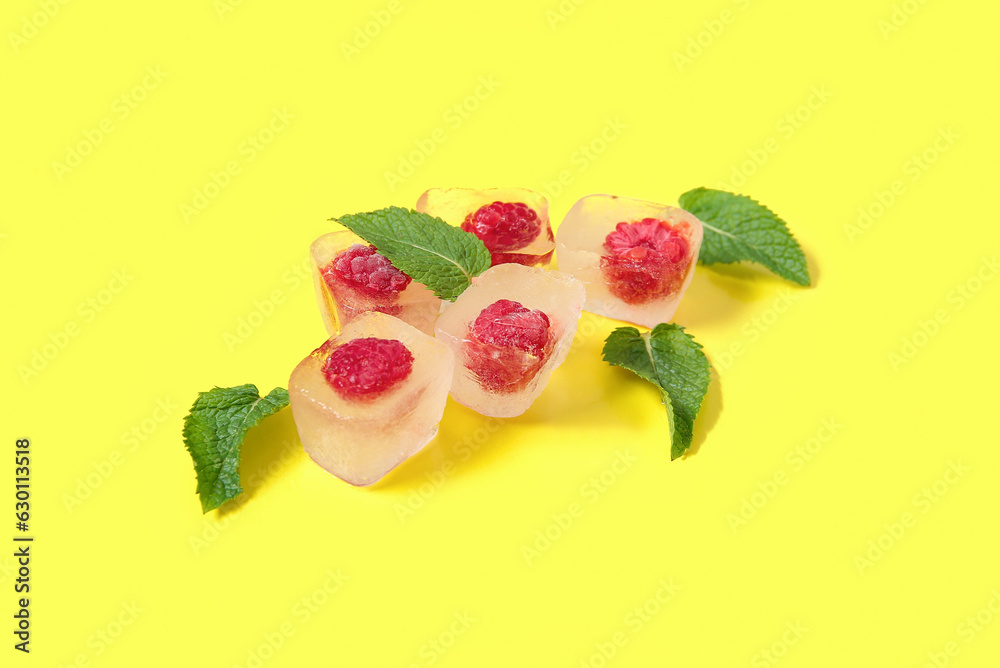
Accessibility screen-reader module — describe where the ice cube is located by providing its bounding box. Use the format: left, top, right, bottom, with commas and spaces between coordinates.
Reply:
289, 312, 454, 486
416, 187, 555, 267
555, 194, 703, 328
435, 263, 585, 417
310, 231, 442, 336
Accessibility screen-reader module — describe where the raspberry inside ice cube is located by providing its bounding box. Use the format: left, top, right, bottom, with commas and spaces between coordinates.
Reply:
466, 299, 551, 393
416, 188, 555, 268
600, 218, 692, 305
321, 337, 414, 400
434, 263, 585, 417
555, 194, 703, 329
289, 312, 454, 486
311, 232, 442, 337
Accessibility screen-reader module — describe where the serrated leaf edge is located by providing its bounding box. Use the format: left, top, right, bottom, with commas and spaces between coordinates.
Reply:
680, 187, 811, 286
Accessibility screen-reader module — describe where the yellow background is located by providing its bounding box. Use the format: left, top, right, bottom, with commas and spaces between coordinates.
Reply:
4, 0, 999, 666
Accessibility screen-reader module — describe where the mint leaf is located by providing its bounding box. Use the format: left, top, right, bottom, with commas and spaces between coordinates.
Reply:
603, 324, 711, 460
679, 187, 810, 286
182, 384, 289, 513
331, 206, 491, 301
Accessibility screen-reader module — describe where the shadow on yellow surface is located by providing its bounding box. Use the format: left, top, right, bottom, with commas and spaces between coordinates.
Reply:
216, 407, 306, 518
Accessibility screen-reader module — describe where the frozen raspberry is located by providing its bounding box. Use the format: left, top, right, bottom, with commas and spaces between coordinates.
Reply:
600, 219, 691, 305
324, 245, 411, 297
462, 202, 542, 254
470, 299, 550, 356
466, 300, 551, 393
321, 337, 414, 399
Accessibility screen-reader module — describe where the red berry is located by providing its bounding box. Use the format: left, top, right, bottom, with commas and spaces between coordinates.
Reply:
321, 337, 414, 399
600, 218, 691, 304
470, 299, 551, 356
324, 245, 412, 298
462, 201, 542, 253
466, 300, 551, 393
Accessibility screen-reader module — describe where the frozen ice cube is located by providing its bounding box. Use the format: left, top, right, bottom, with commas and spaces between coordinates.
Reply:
311, 231, 442, 336
416, 187, 554, 267
289, 312, 454, 486
555, 194, 703, 328
435, 263, 585, 417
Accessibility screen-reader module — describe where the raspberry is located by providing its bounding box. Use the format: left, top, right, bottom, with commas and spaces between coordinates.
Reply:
321, 337, 414, 399
462, 202, 542, 254
324, 245, 411, 298
470, 299, 551, 356
466, 299, 551, 393
600, 218, 691, 305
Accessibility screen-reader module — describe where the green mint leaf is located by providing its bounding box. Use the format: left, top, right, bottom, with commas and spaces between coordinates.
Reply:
182, 384, 289, 513
602, 324, 711, 460
678, 187, 810, 286
331, 206, 492, 301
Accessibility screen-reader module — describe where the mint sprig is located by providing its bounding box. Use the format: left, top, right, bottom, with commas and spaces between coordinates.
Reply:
679, 187, 810, 286
331, 206, 491, 301
183, 384, 289, 513
602, 324, 712, 460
